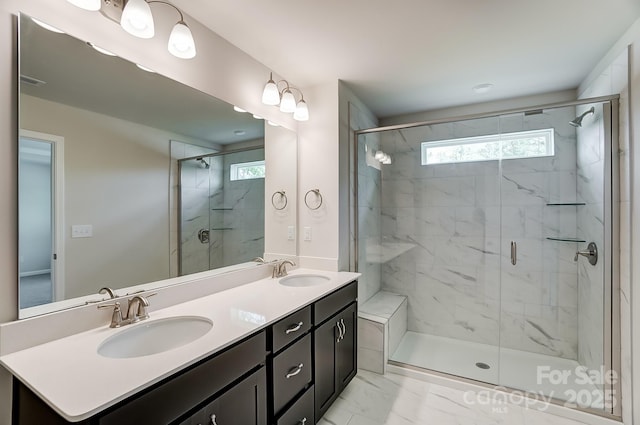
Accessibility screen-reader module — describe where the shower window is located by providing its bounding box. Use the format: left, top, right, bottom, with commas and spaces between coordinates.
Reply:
421, 127, 554, 165
230, 160, 266, 181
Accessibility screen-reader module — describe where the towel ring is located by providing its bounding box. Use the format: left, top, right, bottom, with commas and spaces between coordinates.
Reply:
271, 191, 287, 210
304, 189, 323, 210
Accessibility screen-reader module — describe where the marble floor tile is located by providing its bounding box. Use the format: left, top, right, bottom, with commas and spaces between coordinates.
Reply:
321, 370, 608, 425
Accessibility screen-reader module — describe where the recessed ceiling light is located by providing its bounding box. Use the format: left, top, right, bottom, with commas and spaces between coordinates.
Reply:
87, 42, 116, 56
135, 63, 155, 73
233, 106, 247, 113
473, 83, 494, 94
234, 130, 246, 136
31, 17, 64, 33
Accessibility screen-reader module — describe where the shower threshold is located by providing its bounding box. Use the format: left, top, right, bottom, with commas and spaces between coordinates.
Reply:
390, 331, 606, 411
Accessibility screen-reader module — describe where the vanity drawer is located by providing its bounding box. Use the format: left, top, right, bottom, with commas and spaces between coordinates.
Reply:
314, 280, 357, 325
276, 385, 314, 425
271, 306, 311, 353
272, 333, 312, 415
98, 331, 267, 425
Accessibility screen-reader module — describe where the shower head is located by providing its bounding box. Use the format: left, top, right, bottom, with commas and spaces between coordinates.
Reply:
196, 158, 210, 169
569, 107, 595, 128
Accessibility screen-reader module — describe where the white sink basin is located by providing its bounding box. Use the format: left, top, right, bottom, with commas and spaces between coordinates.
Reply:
98, 316, 213, 359
279, 274, 330, 287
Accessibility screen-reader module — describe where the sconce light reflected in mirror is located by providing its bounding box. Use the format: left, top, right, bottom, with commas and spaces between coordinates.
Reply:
261, 72, 309, 121
66, 0, 196, 59
375, 150, 392, 165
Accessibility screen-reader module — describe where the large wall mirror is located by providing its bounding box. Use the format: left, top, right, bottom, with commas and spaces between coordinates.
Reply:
18, 13, 297, 318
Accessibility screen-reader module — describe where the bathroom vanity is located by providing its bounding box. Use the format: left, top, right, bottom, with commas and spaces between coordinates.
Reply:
2, 271, 359, 425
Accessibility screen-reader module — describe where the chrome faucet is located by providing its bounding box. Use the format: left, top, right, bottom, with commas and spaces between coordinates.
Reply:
98, 293, 155, 328
273, 259, 296, 278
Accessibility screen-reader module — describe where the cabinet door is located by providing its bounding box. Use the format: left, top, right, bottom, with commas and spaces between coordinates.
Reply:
314, 315, 339, 420
336, 303, 357, 389
202, 367, 267, 425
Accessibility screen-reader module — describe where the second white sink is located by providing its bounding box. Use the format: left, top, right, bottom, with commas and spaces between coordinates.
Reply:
98, 316, 213, 359
279, 274, 330, 287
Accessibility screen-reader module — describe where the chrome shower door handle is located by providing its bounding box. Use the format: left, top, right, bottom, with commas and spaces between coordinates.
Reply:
574, 242, 598, 265
510, 241, 517, 266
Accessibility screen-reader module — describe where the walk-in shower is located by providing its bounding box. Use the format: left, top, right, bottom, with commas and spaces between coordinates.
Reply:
178, 147, 265, 275
353, 96, 620, 417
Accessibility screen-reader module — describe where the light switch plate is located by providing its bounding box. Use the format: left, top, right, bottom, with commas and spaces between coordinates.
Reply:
303, 226, 312, 241
71, 224, 93, 238
287, 226, 295, 241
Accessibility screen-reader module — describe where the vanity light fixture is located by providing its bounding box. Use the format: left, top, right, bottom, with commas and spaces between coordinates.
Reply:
67, 0, 101, 11
31, 17, 65, 33
135, 63, 156, 73
67, 0, 196, 59
374, 150, 392, 165
261, 72, 309, 121
267, 120, 280, 127
233, 106, 247, 113
87, 42, 117, 56
252, 114, 263, 120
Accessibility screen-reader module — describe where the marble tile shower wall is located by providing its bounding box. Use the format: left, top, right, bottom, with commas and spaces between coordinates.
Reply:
379, 108, 581, 359
575, 105, 605, 379
217, 149, 265, 268
178, 148, 264, 274
357, 131, 382, 305
179, 155, 222, 275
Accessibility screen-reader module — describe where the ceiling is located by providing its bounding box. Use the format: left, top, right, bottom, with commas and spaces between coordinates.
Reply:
172, 0, 640, 118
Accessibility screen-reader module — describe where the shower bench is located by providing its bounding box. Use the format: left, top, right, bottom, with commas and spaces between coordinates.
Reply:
358, 291, 407, 374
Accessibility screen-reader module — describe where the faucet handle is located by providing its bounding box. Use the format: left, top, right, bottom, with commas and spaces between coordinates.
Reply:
98, 302, 124, 328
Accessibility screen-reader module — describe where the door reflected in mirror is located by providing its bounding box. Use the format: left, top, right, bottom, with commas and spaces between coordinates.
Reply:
17, 13, 297, 318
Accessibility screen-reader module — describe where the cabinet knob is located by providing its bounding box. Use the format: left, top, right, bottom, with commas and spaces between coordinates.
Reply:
285, 321, 304, 334
285, 363, 304, 379
210, 414, 218, 425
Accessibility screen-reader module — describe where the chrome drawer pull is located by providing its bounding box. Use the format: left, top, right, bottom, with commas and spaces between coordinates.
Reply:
286, 363, 304, 379
299, 418, 307, 425
210, 414, 217, 425
285, 321, 304, 334
336, 320, 343, 342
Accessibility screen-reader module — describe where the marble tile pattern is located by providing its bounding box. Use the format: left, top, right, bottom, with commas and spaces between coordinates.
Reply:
575, 104, 606, 387
178, 147, 264, 275
376, 109, 583, 359
358, 292, 408, 374
171, 142, 217, 276
357, 130, 383, 304
318, 369, 608, 425
579, 48, 629, 420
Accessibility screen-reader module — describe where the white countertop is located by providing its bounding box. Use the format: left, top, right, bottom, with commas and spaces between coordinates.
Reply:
0, 269, 360, 422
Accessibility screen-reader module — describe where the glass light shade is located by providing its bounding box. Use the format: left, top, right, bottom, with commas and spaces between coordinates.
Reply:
233, 106, 247, 113
31, 18, 64, 33
121, 0, 154, 39
293, 99, 309, 121
88, 43, 116, 56
374, 151, 385, 160
279, 89, 296, 113
262, 79, 280, 106
67, 0, 101, 11
168, 22, 196, 59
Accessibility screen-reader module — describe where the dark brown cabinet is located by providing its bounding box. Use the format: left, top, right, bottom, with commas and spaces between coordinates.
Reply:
12, 281, 358, 425
313, 283, 358, 421
180, 367, 267, 425
314, 304, 357, 420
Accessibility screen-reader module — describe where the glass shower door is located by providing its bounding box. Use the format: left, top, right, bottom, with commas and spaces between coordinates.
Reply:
498, 102, 615, 413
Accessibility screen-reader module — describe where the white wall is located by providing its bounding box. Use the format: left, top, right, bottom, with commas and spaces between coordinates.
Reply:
264, 125, 297, 259
0, 1, 300, 422
297, 80, 340, 270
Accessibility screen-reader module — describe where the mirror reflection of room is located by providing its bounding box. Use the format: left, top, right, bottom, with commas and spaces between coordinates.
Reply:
18, 14, 269, 313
